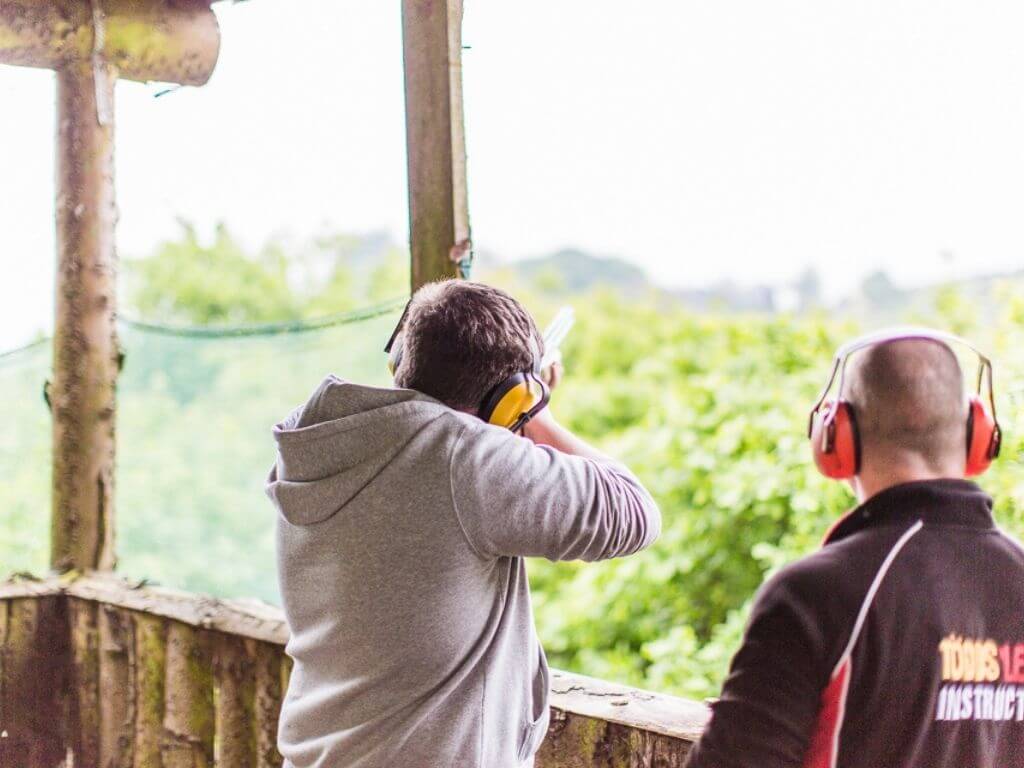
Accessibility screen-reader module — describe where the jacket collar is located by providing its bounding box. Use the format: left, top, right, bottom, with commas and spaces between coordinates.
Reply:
823, 478, 994, 546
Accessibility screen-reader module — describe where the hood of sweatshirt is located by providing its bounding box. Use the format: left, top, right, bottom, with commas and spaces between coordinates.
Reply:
266, 375, 449, 526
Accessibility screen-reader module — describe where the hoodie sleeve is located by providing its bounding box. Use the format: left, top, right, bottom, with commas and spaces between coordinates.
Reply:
449, 422, 660, 561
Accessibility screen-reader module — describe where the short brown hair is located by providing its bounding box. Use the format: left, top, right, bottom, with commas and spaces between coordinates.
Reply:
846, 338, 967, 470
394, 280, 542, 411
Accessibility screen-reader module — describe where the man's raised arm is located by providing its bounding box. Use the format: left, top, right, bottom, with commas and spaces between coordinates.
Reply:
449, 408, 661, 562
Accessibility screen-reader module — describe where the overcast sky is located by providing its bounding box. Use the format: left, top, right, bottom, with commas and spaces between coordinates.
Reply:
3, 0, 1024, 349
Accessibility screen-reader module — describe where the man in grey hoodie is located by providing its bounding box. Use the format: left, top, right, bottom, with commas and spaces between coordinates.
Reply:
266, 280, 661, 768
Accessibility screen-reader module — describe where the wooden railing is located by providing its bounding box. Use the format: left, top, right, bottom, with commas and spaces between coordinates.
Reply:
0, 574, 708, 767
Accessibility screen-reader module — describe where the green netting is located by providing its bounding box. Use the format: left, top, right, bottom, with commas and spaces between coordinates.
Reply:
1, 340, 52, 575
0, 301, 405, 603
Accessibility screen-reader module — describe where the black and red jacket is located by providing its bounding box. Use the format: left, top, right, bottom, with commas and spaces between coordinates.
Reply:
685, 479, 1024, 768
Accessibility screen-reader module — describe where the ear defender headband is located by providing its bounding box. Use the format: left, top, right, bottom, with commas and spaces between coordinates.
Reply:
384, 301, 411, 377
807, 327, 1002, 480
477, 334, 550, 432
384, 300, 551, 432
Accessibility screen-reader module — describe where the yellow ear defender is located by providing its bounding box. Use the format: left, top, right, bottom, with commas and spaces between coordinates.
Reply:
384, 300, 550, 432
477, 335, 550, 432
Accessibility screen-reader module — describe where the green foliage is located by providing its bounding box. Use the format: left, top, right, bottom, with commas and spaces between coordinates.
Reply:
0, 342, 51, 575
125, 223, 410, 325
126, 222, 300, 325
520, 295, 855, 695
514, 284, 1024, 699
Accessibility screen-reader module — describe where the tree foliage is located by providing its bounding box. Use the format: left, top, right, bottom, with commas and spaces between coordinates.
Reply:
124, 223, 409, 325
4, 231, 1024, 702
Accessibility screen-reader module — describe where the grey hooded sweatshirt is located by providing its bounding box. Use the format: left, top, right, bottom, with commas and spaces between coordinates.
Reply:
266, 376, 660, 768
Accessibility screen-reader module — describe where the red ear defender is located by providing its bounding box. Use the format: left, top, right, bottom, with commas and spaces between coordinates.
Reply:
809, 400, 860, 480
809, 328, 1002, 482
966, 395, 1001, 477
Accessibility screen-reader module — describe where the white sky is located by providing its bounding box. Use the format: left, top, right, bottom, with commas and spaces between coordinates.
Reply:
3, 0, 1024, 348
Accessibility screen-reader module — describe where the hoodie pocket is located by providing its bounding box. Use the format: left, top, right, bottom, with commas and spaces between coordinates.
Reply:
516, 650, 551, 762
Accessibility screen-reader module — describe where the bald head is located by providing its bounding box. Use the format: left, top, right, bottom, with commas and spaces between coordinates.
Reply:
845, 339, 967, 472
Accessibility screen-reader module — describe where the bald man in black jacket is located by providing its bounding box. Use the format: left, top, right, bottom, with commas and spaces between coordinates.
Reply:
685, 335, 1024, 768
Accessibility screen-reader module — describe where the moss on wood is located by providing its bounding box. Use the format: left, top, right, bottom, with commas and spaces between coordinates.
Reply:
163, 621, 214, 768
133, 614, 167, 768
536, 710, 692, 768
70, 599, 101, 767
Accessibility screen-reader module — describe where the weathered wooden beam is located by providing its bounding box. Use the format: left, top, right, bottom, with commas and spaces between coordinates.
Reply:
0, 596, 70, 767
98, 605, 135, 768
162, 621, 214, 768
254, 642, 284, 768
62, 571, 290, 644
0, 0, 220, 85
51, 57, 118, 573
535, 670, 707, 767
401, 0, 471, 290
70, 599, 102, 768
214, 635, 257, 768
133, 613, 167, 768
545, 670, 707, 744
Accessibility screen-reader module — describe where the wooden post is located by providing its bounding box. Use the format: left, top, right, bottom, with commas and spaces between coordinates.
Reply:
70, 599, 102, 768
99, 605, 135, 768
163, 622, 214, 768
401, 0, 471, 290
133, 614, 167, 768
254, 642, 284, 768
0, 597, 70, 767
0, 0, 220, 574
51, 58, 118, 573
215, 636, 257, 767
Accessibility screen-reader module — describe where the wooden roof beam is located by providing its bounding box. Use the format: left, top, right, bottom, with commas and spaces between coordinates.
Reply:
0, 0, 219, 85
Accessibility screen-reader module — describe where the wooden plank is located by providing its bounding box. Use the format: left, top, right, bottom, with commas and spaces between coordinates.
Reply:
215, 635, 257, 767
0, 597, 69, 767
99, 605, 135, 768
66, 573, 289, 645
70, 599, 102, 768
547, 669, 708, 743
133, 614, 167, 768
254, 642, 284, 768
162, 622, 214, 768
51, 57, 118, 573
401, 0, 471, 289
0, 577, 63, 600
